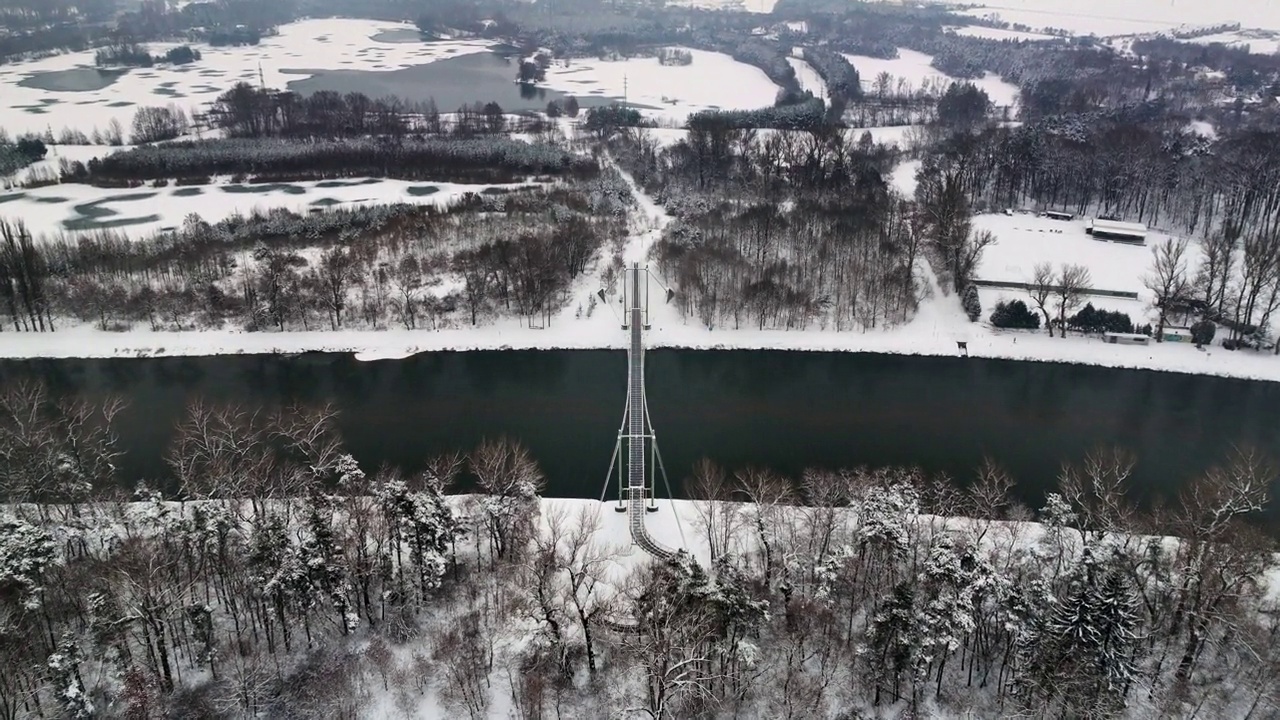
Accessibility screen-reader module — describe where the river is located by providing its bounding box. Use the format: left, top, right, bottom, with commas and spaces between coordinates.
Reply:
1, 350, 1277, 521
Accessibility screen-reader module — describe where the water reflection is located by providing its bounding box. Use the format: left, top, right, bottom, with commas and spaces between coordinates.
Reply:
0, 351, 1275, 523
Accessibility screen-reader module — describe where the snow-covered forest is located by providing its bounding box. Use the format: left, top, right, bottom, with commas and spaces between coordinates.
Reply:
0, 388, 1276, 719
610, 127, 918, 332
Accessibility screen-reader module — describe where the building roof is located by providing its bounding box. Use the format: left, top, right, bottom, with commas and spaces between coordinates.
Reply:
1090, 218, 1148, 236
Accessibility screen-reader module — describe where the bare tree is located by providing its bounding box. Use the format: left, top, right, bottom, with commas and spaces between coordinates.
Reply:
1055, 263, 1093, 335
1029, 261, 1056, 336
688, 459, 743, 562
1058, 445, 1137, 539
735, 467, 794, 587
1144, 237, 1191, 342
316, 247, 352, 330
954, 229, 997, 292
967, 457, 1015, 521
470, 438, 546, 563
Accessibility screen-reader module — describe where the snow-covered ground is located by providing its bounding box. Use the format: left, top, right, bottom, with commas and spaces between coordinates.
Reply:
0, 18, 493, 137
536, 48, 780, 124
973, 213, 1181, 295
3, 177, 531, 238
890, 159, 922, 197
3, 168, 1277, 383
950, 25, 1061, 41
842, 48, 1021, 107
0, 144, 126, 189
1185, 30, 1280, 55
956, 0, 1280, 36
786, 54, 827, 101
1187, 120, 1217, 140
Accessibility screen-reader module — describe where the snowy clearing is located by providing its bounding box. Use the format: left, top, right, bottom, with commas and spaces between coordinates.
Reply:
955, 0, 1280, 36
3, 178, 531, 238
890, 159, 922, 197
0, 18, 493, 137
536, 48, 780, 123
973, 212, 1183, 296
841, 48, 1021, 107
786, 55, 827, 101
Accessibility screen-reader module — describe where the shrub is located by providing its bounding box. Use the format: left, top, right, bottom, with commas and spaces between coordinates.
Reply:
1191, 319, 1216, 347
990, 299, 1041, 329
962, 284, 981, 322
1067, 303, 1134, 334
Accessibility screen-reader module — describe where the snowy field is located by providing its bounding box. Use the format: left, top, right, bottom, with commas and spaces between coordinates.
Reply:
973, 213, 1179, 295
0, 18, 493, 137
536, 48, 781, 124
956, 0, 1280, 35
842, 48, 1021, 108
1186, 30, 1280, 55
1, 177, 530, 238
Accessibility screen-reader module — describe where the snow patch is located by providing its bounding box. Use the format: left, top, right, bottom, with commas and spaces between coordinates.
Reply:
536, 48, 780, 123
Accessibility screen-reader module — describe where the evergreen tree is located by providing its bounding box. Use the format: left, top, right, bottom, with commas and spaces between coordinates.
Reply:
1019, 549, 1142, 715
866, 582, 918, 705
962, 284, 982, 322
47, 636, 93, 720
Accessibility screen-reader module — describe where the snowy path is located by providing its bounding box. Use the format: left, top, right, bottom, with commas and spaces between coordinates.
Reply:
607, 152, 672, 264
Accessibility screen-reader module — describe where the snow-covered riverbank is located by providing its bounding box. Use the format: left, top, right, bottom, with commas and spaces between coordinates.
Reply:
1, 310, 1276, 382
3, 158, 1279, 384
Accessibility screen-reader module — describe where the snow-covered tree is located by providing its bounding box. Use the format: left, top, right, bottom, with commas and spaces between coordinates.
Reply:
0, 520, 57, 611
1017, 548, 1143, 715
47, 636, 93, 720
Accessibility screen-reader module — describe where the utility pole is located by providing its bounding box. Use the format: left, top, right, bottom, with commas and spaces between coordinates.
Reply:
623, 73, 628, 111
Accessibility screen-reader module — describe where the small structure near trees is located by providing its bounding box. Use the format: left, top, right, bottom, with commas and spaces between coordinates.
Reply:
1087, 219, 1147, 245
1104, 332, 1150, 346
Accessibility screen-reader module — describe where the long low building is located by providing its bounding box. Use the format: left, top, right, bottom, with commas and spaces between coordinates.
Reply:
1087, 218, 1148, 244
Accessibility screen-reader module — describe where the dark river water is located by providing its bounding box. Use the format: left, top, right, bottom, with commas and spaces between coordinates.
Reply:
1, 351, 1277, 522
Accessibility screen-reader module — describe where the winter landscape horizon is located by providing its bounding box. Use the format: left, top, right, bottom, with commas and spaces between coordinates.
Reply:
1, 0, 1279, 717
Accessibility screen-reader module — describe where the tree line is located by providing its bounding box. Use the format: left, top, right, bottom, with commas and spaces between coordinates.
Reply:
0, 384, 1274, 718
79, 135, 593, 187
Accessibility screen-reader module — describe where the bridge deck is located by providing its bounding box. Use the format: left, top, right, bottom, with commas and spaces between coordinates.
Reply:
625, 264, 675, 562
